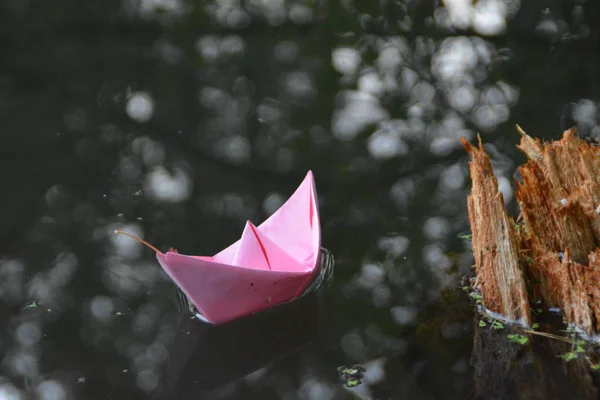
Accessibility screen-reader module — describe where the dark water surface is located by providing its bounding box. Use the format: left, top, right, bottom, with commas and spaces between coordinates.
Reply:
1, 1, 599, 399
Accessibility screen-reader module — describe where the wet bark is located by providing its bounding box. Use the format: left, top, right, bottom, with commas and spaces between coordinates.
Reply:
470, 317, 596, 400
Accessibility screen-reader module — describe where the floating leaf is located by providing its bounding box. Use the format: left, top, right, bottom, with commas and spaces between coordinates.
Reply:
469, 293, 483, 303
561, 352, 577, 362
345, 378, 362, 388
24, 301, 40, 310
507, 334, 529, 345
337, 366, 350, 375
338, 364, 365, 387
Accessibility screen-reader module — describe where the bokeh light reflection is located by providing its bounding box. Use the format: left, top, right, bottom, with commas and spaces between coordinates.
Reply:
2, 0, 597, 397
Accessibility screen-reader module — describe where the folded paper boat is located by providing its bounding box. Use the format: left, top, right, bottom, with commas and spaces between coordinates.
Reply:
156, 171, 321, 325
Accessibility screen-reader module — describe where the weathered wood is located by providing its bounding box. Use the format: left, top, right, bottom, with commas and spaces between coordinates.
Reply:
463, 127, 600, 335
515, 128, 600, 334
461, 135, 531, 325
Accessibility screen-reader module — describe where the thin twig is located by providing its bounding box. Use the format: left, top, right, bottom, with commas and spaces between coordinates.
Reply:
522, 329, 572, 343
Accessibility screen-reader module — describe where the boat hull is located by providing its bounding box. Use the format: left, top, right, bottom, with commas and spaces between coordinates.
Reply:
156, 249, 320, 324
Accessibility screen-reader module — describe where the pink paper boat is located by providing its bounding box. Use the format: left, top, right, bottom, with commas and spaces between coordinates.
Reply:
155, 170, 321, 325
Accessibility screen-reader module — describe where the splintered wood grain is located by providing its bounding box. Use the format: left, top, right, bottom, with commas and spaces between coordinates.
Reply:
464, 127, 600, 334
535, 250, 596, 331
516, 128, 600, 265
515, 128, 600, 333
461, 135, 531, 325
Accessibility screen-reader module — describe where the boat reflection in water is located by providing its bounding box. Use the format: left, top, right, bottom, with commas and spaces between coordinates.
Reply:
151, 248, 334, 399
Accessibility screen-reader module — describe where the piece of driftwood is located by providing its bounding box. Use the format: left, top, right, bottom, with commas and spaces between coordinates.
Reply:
462, 127, 600, 335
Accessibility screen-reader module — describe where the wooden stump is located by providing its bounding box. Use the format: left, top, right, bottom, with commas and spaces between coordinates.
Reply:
462, 127, 600, 335
463, 127, 600, 399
